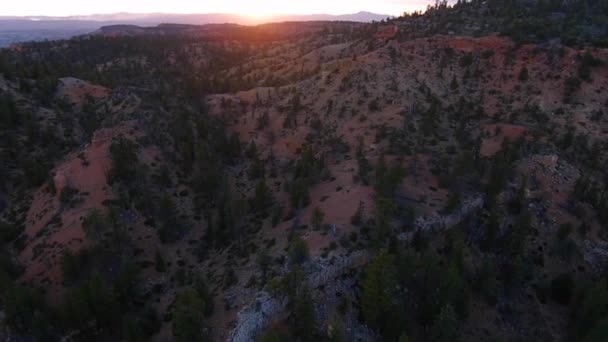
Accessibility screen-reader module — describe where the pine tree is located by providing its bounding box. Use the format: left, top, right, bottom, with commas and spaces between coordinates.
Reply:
518, 65, 529, 82
291, 284, 316, 341
172, 289, 207, 342
311, 207, 325, 231
361, 253, 398, 330
431, 305, 460, 342
253, 178, 273, 217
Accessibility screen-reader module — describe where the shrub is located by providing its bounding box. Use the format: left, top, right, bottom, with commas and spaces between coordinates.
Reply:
82, 209, 106, 241
108, 136, 139, 184
361, 253, 399, 335
518, 66, 529, 82
431, 305, 460, 342
61, 248, 93, 283
311, 207, 325, 231
459, 53, 473, 67
259, 326, 290, 342
154, 250, 166, 272
563, 76, 582, 102
172, 289, 207, 342
3, 285, 51, 339
368, 98, 380, 112
288, 236, 309, 265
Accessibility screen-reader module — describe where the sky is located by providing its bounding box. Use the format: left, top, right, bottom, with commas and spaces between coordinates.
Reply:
1, 0, 435, 17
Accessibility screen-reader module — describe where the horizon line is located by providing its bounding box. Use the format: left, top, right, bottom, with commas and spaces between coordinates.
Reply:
0, 10, 398, 19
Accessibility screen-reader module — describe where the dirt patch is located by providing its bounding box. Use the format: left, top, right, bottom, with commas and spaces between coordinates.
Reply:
56, 77, 110, 108
481, 123, 528, 157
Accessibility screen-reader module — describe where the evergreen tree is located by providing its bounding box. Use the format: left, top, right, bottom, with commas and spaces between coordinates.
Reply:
173, 289, 207, 342
361, 253, 399, 335
291, 284, 316, 341
311, 207, 325, 231
431, 305, 460, 342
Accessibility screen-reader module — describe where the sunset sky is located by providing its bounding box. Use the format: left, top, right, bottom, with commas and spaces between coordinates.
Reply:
2, 0, 436, 17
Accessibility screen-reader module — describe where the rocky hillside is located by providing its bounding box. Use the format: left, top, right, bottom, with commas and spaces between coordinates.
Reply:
0, 2, 607, 342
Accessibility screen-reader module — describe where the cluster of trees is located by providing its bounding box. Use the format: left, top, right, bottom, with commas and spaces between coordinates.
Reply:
0, 34, 254, 95
400, 0, 608, 47
372, 155, 406, 247
557, 124, 605, 169
0, 222, 160, 342
107, 136, 141, 184
263, 238, 317, 341
361, 250, 468, 341
0, 92, 63, 190
573, 176, 608, 224
288, 146, 326, 212
172, 279, 214, 342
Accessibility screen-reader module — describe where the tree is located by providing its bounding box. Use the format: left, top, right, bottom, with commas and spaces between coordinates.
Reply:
518, 65, 529, 82
256, 249, 272, 284
356, 137, 372, 184
398, 332, 410, 342
414, 255, 469, 325
249, 152, 266, 180
154, 250, 166, 272
173, 289, 207, 342
291, 284, 316, 341
288, 236, 309, 265
229, 196, 250, 252
121, 315, 144, 342
368, 98, 380, 112
361, 253, 398, 333
373, 197, 396, 247
61, 248, 92, 283
193, 275, 214, 317
551, 273, 574, 305
374, 154, 387, 193
311, 207, 325, 231
351, 201, 365, 226
63, 275, 121, 335
157, 195, 186, 244
289, 179, 310, 210
375, 156, 406, 198
575, 278, 608, 339
253, 178, 273, 217
474, 260, 498, 306
583, 317, 608, 342
459, 52, 473, 67
108, 136, 139, 184
481, 209, 500, 252
431, 305, 460, 342
450, 75, 458, 90
259, 326, 289, 342
82, 209, 107, 241
328, 316, 346, 342
3, 286, 51, 340
295, 146, 320, 181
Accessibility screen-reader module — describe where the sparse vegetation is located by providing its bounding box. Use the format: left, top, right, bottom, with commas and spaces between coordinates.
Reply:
0, 2, 607, 341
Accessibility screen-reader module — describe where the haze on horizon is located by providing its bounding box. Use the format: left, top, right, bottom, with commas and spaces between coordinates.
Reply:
2, 0, 434, 17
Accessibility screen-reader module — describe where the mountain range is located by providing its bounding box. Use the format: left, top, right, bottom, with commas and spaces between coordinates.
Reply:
0, 11, 391, 47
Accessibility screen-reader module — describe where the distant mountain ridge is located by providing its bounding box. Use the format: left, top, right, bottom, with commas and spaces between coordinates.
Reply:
0, 11, 390, 24
0, 11, 391, 47
92, 21, 367, 42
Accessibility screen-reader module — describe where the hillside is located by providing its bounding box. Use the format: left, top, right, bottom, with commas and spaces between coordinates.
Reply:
1, 1, 608, 342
